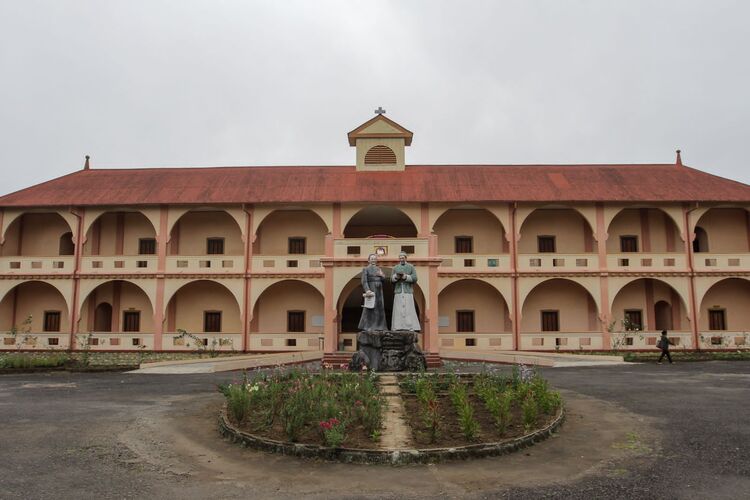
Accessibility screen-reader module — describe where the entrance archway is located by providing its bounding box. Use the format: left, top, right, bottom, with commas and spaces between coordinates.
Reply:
337, 270, 424, 334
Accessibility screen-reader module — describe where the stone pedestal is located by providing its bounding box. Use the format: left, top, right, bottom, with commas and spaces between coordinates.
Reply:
350, 331, 426, 372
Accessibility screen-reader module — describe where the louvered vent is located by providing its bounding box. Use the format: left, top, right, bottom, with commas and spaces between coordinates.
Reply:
364, 145, 397, 164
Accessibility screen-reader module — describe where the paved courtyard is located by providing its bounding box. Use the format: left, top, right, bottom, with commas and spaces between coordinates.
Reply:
1, 361, 748, 499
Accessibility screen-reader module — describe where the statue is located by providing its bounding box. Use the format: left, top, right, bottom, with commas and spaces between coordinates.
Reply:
391, 251, 420, 332
358, 253, 387, 332
350, 253, 427, 372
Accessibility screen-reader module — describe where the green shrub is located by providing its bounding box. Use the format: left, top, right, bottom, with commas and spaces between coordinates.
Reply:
522, 394, 538, 431
224, 383, 252, 424
449, 381, 479, 441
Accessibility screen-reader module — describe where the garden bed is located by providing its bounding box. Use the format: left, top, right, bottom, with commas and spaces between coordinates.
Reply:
399, 369, 562, 448
220, 369, 384, 449
219, 367, 565, 463
623, 350, 750, 362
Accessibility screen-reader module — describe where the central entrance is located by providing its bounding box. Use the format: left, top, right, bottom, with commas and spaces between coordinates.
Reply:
338, 269, 425, 348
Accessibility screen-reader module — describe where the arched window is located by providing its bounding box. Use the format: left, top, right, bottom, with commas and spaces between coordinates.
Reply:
364, 145, 397, 164
59, 232, 75, 255
693, 227, 709, 253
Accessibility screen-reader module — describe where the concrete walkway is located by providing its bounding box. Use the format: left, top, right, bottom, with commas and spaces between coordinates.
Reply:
378, 374, 414, 449
129, 351, 323, 374
440, 349, 628, 367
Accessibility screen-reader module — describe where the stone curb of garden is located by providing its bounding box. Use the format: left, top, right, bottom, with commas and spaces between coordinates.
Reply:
218, 404, 565, 465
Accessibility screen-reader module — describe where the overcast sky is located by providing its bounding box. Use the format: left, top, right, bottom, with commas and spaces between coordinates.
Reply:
1, 0, 749, 196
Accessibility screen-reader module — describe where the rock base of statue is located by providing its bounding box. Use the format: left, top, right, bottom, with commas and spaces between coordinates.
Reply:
349, 330, 427, 372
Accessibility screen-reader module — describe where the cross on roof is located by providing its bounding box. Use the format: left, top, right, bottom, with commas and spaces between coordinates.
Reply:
374, 106, 386, 115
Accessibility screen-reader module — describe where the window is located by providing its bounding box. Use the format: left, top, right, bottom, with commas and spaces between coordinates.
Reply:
456, 311, 475, 332
541, 311, 559, 332
624, 310, 643, 331
709, 309, 726, 331
537, 236, 556, 253
139, 238, 156, 255
400, 245, 415, 254
288, 237, 306, 255
620, 236, 638, 252
287, 311, 305, 333
122, 311, 141, 332
204, 311, 222, 332
206, 238, 225, 255
59, 232, 75, 256
346, 246, 361, 255
464, 338, 476, 347
286, 339, 297, 347
43, 311, 61, 332
455, 236, 473, 253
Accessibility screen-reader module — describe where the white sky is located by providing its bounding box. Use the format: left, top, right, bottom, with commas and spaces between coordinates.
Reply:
1, 0, 749, 196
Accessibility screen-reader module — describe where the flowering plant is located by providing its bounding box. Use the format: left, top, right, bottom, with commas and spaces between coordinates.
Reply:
319, 417, 346, 447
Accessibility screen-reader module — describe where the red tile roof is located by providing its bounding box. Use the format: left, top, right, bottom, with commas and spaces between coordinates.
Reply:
1, 164, 749, 207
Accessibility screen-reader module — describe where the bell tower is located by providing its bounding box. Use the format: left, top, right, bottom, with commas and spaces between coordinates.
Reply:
347, 107, 413, 172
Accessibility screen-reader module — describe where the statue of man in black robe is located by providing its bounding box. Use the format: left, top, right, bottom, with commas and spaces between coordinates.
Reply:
358, 253, 388, 331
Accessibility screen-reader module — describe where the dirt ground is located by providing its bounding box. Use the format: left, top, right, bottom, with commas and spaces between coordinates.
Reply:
1, 362, 749, 499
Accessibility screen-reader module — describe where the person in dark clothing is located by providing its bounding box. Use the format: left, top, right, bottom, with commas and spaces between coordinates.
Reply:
657, 330, 674, 364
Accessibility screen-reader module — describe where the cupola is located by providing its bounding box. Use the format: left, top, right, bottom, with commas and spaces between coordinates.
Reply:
347, 107, 413, 172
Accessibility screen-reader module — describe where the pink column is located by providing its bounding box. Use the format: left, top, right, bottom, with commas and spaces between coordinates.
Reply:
683, 205, 700, 350
509, 204, 520, 351
323, 259, 336, 353
596, 203, 611, 348
425, 232, 439, 354
69, 208, 85, 348
152, 206, 169, 351
242, 205, 253, 352
323, 204, 342, 354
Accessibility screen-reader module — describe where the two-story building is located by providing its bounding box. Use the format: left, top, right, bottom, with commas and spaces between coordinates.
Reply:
2, 113, 750, 361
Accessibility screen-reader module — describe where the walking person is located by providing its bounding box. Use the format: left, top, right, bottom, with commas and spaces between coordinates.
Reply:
657, 330, 674, 364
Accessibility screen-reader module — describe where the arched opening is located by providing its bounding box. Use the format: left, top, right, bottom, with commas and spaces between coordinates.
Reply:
165, 280, 241, 334
94, 303, 113, 332
1, 213, 75, 257
521, 279, 599, 333
607, 208, 683, 253
83, 211, 157, 256
343, 206, 417, 238
433, 208, 507, 255
337, 270, 425, 336
253, 210, 328, 255
59, 232, 75, 256
699, 278, 750, 333
518, 208, 595, 254
654, 300, 673, 331
251, 280, 324, 334
694, 208, 749, 253
692, 227, 709, 253
438, 279, 510, 349
611, 279, 689, 333
168, 211, 243, 256
0, 281, 69, 334
79, 281, 154, 333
